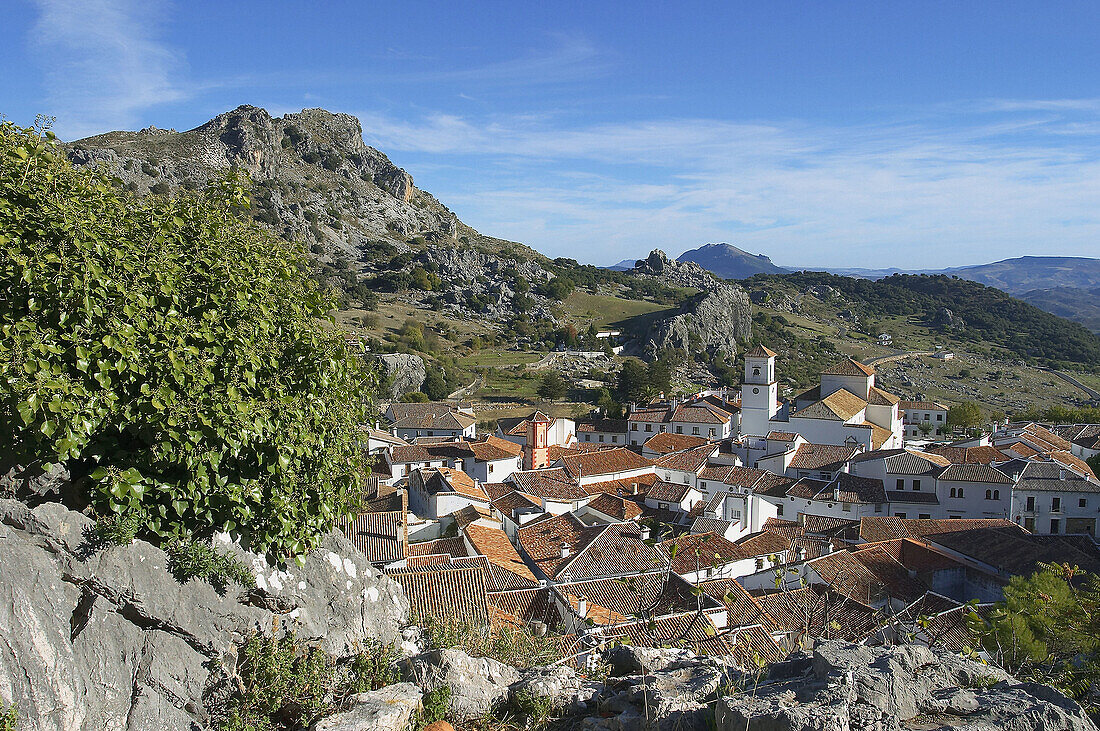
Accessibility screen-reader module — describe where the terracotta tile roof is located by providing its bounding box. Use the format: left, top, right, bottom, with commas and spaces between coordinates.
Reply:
661, 532, 749, 573
390, 444, 439, 463
691, 517, 736, 535
745, 344, 778, 358
766, 431, 799, 441
859, 517, 1022, 543
852, 448, 951, 472
557, 523, 669, 581
753, 472, 799, 498
862, 422, 895, 449
575, 418, 628, 433
482, 434, 523, 457
1049, 450, 1098, 479
935, 463, 1013, 484
388, 564, 489, 627
886, 490, 940, 504
387, 402, 475, 431
554, 572, 711, 625
585, 493, 644, 521
801, 515, 860, 536
736, 530, 793, 558
927, 528, 1100, 577
755, 586, 881, 642
642, 432, 709, 454
1011, 459, 1100, 492
508, 467, 588, 502
923, 445, 1007, 464
826, 473, 888, 504
447, 504, 492, 528
654, 444, 718, 472
409, 536, 468, 558
806, 547, 925, 605
1021, 423, 1073, 451
600, 611, 734, 658
422, 467, 488, 502
723, 467, 770, 489
699, 465, 735, 483
999, 442, 1040, 458
645, 478, 693, 504
516, 513, 603, 579
725, 624, 788, 666
339, 511, 406, 564
822, 357, 876, 377
499, 417, 528, 436
628, 406, 673, 423
463, 523, 539, 586
697, 578, 776, 630
787, 443, 862, 472
559, 447, 654, 479
491, 490, 541, 515
581, 473, 657, 497
794, 389, 868, 421
468, 440, 521, 462
867, 386, 901, 406
671, 402, 732, 425
761, 517, 802, 540
486, 588, 562, 630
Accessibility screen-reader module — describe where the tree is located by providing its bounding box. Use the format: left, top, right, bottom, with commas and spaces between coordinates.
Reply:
0, 120, 374, 560
946, 401, 983, 430
616, 359, 651, 404
421, 368, 449, 400
917, 421, 934, 437
1087, 454, 1100, 481
647, 358, 674, 396
537, 372, 568, 401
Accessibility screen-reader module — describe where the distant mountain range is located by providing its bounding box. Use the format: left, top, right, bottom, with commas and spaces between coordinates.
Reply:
610, 245, 1100, 333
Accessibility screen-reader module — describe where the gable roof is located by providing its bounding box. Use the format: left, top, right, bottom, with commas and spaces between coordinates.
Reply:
654, 444, 718, 473
553, 572, 710, 625
628, 406, 673, 424
585, 493, 644, 521
463, 523, 539, 588
867, 386, 901, 406
508, 467, 588, 502
418, 467, 488, 501
516, 513, 603, 579
851, 448, 951, 474
646, 478, 694, 504
924, 444, 1009, 464
935, 463, 1014, 484
926, 528, 1100, 577
822, 357, 876, 377
794, 389, 867, 421
558, 447, 654, 479
387, 402, 475, 431
388, 564, 488, 627
787, 443, 862, 472
642, 431, 709, 454
339, 511, 406, 565
899, 400, 949, 412
661, 532, 749, 573
575, 417, 629, 433
557, 523, 668, 581
744, 344, 778, 358
858, 516, 1022, 543
671, 401, 732, 425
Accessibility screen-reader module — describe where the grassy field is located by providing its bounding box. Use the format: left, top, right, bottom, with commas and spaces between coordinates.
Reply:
561, 290, 677, 331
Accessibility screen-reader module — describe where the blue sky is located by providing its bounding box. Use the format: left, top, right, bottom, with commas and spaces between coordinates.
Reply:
5, 1, 1100, 267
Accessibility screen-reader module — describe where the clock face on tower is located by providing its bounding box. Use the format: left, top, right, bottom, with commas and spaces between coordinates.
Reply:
753, 387, 760, 394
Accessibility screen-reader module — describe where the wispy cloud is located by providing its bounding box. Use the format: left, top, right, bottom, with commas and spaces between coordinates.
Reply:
358, 104, 1100, 267
30, 0, 186, 138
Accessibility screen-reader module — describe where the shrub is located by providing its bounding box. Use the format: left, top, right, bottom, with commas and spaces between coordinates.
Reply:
149, 181, 171, 195
165, 539, 256, 596
0, 121, 375, 561
0, 702, 16, 731
417, 686, 452, 728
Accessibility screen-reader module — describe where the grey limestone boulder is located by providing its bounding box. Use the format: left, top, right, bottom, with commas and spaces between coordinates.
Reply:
512, 664, 603, 714
714, 640, 1097, 731
0, 498, 407, 730
400, 648, 520, 721
310, 683, 422, 731
375, 353, 428, 400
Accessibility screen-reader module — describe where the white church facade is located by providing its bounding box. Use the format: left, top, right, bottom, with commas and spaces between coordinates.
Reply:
740, 346, 903, 451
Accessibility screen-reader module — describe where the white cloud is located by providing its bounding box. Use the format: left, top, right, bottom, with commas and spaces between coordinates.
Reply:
30, 0, 186, 138
357, 104, 1100, 268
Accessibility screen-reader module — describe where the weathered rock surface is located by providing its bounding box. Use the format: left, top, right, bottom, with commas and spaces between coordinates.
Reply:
375, 353, 428, 399
512, 665, 603, 715
0, 498, 407, 731
647, 283, 753, 358
67, 105, 458, 263
633, 249, 722, 291
400, 648, 520, 721
310, 683, 422, 731
714, 640, 1097, 731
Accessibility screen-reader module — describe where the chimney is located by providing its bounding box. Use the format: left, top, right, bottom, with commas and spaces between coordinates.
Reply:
577, 596, 588, 618
560, 542, 572, 558
631, 482, 639, 495
640, 524, 651, 541
833, 485, 840, 502
1059, 469, 1067, 480
617, 488, 624, 497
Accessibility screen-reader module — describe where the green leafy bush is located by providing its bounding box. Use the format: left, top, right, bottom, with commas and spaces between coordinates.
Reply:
0, 121, 375, 560
165, 540, 256, 595
0, 701, 16, 731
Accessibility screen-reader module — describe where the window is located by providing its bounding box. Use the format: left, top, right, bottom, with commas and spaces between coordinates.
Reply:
645, 425, 652, 433
658, 502, 669, 510
1080, 498, 1088, 508
913, 479, 921, 491
936, 414, 943, 421
583, 434, 590, 442
949, 488, 956, 498
692, 427, 700, 435
753, 367, 760, 377
896, 479, 904, 490
1052, 497, 1061, 512
709, 428, 716, 437
659, 425, 666, 432
993, 490, 1000, 500
919, 514, 931, 520
1051, 519, 1060, 534
985, 489, 992, 500
488, 464, 494, 473
896, 512, 907, 519
755, 558, 764, 571
1024, 517, 1036, 531
957, 488, 964, 498
842, 502, 852, 512
777, 504, 784, 516
631, 423, 638, 431
612, 436, 618, 443
676, 426, 683, 434
598, 434, 604, 443
1026, 496, 1035, 511
875, 503, 883, 513
427, 431, 434, 437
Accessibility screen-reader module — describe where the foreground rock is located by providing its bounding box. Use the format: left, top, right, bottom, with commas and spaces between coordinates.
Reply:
0, 498, 407, 731
714, 640, 1098, 731
310, 683, 422, 731
400, 648, 520, 721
